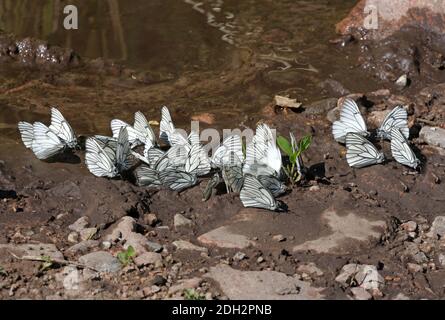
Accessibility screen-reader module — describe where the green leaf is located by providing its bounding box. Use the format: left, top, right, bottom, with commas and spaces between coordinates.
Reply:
289, 153, 297, 165
298, 135, 312, 153
126, 246, 136, 258
277, 136, 293, 157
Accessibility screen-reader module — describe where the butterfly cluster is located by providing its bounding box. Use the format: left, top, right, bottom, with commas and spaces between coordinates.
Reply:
18, 107, 291, 212
332, 98, 420, 169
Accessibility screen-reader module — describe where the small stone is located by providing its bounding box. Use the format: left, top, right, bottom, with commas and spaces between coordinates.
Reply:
438, 253, 445, 267
407, 263, 423, 273
233, 252, 247, 261
144, 213, 158, 226
401, 221, 417, 233
297, 263, 324, 277
393, 293, 410, 300
67, 232, 79, 244
309, 186, 320, 192
419, 126, 445, 149
173, 240, 208, 253
142, 285, 160, 296
174, 214, 193, 229
66, 240, 99, 255
78, 251, 121, 273
427, 216, 445, 239
351, 287, 372, 300
168, 277, 203, 295
101, 241, 112, 250
272, 234, 286, 242
134, 252, 163, 267
146, 241, 163, 253
79, 228, 97, 241
151, 275, 167, 286
257, 256, 264, 263
336, 264, 384, 290
395, 74, 408, 87
68, 216, 89, 232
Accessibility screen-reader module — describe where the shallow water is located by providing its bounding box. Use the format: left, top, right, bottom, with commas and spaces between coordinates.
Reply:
0, 0, 381, 146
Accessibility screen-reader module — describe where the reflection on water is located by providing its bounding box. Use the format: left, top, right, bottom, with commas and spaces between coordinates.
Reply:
0, 0, 233, 73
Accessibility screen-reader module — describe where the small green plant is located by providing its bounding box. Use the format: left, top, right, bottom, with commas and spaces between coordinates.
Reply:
277, 133, 312, 185
184, 288, 205, 300
38, 255, 54, 272
117, 246, 136, 266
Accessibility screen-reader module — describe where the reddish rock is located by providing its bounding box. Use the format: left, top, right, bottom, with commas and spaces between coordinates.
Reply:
337, 0, 445, 40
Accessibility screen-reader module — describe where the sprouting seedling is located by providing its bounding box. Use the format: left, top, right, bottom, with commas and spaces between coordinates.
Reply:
38, 255, 54, 272
184, 288, 205, 300
277, 133, 312, 185
117, 246, 136, 266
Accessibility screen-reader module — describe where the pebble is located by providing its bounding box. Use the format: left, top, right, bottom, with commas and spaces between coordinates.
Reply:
438, 253, 445, 267
101, 241, 112, 250
336, 264, 385, 290
146, 241, 163, 253
134, 252, 163, 268
272, 234, 286, 242
68, 216, 90, 233
67, 232, 79, 244
407, 263, 423, 273
144, 213, 158, 226
79, 228, 97, 241
168, 277, 203, 295
150, 275, 167, 286
66, 240, 100, 255
173, 240, 208, 253
257, 256, 265, 263
297, 263, 324, 277
401, 221, 417, 233
174, 214, 193, 229
78, 251, 121, 273
427, 216, 445, 239
351, 287, 372, 300
419, 126, 445, 149
309, 185, 320, 192
395, 74, 408, 87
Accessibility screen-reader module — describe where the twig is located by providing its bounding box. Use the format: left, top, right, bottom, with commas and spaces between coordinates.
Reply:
417, 118, 437, 126
400, 181, 409, 192
8, 251, 99, 272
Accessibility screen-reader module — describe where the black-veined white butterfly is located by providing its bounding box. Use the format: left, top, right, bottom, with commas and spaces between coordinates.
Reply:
243, 123, 282, 176
202, 173, 221, 201
154, 144, 188, 172
345, 132, 385, 168
222, 163, 244, 193
134, 111, 157, 148
110, 119, 140, 147
185, 143, 211, 176
376, 106, 409, 141
159, 106, 189, 146
48, 107, 77, 148
135, 165, 162, 187
240, 174, 282, 211
257, 175, 287, 197
390, 128, 420, 169
212, 134, 244, 168
332, 98, 369, 143
85, 127, 132, 177
31, 122, 66, 160
18, 108, 78, 159
159, 169, 198, 192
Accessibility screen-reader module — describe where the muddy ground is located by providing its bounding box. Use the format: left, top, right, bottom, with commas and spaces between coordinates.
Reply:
1, 2, 445, 300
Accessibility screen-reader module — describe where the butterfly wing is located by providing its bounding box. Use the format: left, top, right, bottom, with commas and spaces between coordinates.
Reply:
110, 119, 140, 146
345, 133, 384, 168
257, 175, 287, 197
159, 106, 175, 145
202, 173, 221, 201
185, 143, 211, 176
85, 137, 117, 177
159, 169, 198, 192
333, 98, 368, 143
222, 164, 244, 193
377, 106, 409, 140
390, 129, 420, 169
240, 175, 278, 211
93, 135, 117, 162
49, 107, 77, 148
116, 127, 133, 172
31, 122, 65, 159
134, 165, 162, 187
144, 146, 165, 167
18, 121, 34, 149
134, 111, 156, 147
212, 134, 244, 168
